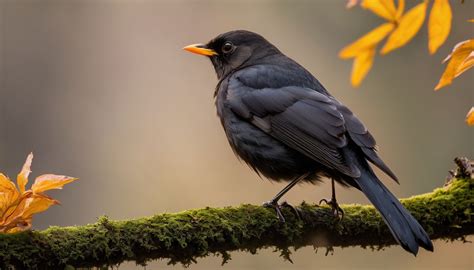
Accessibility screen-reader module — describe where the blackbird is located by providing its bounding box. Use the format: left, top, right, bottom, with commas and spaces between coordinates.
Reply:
183, 30, 433, 255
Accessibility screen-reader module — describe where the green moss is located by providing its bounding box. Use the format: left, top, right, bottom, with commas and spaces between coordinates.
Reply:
0, 177, 472, 270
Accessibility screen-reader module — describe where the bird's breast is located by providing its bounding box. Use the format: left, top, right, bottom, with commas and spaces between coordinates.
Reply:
215, 78, 317, 182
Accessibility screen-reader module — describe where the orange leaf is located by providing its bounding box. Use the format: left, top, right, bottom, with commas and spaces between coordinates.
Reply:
0, 174, 19, 198
17, 153, 33, 194
351, 47, 376, 87
442, 40, 471, 62
455, 52, 474, 78
339, 23, 395, 59
32, 174, 78, 194
1, 193, 59, 233
0, 193, 57, 233
467, 107, 474, 126
395, 0, 405, 21
0, 153, 77, 233
0, 174, 20, 216
381, 2, 427, 55
21, 194, 59, 219
5, 219, 31, 233
0, 192, 31, 230
362, 0, 397, 21
0, 174, 16, 192
428, 0, 452, 54
435, 40, 474, 90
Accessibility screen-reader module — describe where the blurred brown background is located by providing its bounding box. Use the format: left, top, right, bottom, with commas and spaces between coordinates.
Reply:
1, 0, 473, 269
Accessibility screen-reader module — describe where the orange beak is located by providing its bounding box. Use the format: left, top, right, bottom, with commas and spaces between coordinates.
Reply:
183, 43, 217, 56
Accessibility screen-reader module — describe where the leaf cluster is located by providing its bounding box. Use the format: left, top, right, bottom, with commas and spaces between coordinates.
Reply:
0, 153, 77, 233
342, 0, 473, 125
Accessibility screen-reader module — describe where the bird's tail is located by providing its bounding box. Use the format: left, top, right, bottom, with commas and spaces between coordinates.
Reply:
354, 157, 434, 255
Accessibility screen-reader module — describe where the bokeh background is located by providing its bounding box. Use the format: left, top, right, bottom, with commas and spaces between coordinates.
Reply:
1, 0, 473, 269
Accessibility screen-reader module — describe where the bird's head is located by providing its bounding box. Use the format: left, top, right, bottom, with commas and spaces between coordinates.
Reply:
184, 30, 281, 79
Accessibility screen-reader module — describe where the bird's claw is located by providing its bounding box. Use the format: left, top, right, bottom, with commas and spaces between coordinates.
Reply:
263, 200, 301, 222
319, 198, 344, 220
263, 200, 286, 222
281, 201, 301, 220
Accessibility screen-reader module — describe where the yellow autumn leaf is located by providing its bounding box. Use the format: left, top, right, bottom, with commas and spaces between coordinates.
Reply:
0, 174, 16, 192
1, 222, 27, 233
362, 0, 397, 21
0, 193, 31, 230
381, 2, 427, 55
0, 194, 56, 233
442, 40, 471, 62
340, 23, 395, 59
455, 52, 474, 78
428, 0, 452, 54
21, 194, 59, 219
16, 152, 33, 194
0, 174, 20, 212
32, 174, 78, 194
435, 40, 474, 90
5, 219, 31, 233
467, 107, 474, 126
0, 153, 77, 233
351, 47, 376, 87
395, 0, 405, 21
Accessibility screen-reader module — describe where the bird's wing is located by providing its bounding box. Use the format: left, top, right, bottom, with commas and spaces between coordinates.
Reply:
227, 84, 361, 178
335, 102, 398, 182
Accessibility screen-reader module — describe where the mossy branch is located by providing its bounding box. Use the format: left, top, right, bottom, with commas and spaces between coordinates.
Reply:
0, 160, 473, 270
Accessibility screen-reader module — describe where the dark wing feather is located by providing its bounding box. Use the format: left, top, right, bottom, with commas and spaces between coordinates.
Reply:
335, 102, 398, 182
229, 86, 361, 178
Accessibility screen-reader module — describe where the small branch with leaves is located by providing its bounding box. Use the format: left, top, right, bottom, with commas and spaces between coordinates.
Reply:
0, 153, 77, 233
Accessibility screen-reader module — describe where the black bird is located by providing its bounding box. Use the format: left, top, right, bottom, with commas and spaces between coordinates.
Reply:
183, 30, 433, 255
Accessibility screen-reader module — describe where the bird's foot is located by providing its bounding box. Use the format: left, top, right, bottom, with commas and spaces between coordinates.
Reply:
319, 198, 344, 220
263, 200, 300, 222
281, 201, 301, 220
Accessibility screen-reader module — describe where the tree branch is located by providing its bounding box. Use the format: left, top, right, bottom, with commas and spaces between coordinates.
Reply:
0, 160, 472, 270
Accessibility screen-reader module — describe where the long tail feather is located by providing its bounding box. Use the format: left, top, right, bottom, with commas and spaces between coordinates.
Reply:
349, 152, 434, 255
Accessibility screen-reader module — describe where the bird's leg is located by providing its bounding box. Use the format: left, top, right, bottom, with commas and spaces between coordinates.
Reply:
263, 174, 307, 222
319, 178, 344, 220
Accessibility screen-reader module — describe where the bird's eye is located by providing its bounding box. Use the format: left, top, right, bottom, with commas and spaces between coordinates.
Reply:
221, 42, 235, 54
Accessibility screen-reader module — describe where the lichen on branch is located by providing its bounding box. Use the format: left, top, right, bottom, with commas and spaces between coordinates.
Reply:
0, 160, 472, 270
